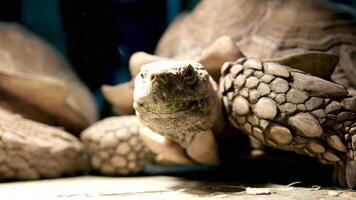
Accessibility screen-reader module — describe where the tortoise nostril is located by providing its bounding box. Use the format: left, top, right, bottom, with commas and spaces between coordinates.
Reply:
150, 74, 168, 84
181, 64, 193, 77
150, 74, 156, 81
181, 65, 197, 84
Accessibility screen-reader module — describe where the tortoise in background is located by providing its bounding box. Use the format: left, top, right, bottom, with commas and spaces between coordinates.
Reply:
0, 23, 98, 180
0, 23, 98, 132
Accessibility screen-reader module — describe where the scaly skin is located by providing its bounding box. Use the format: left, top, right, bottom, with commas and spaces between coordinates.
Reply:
220, 57, 356, 188
81, 116, 154, 175
0, 108, 89, 180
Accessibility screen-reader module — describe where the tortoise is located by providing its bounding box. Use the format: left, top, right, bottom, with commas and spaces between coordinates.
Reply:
103, 0, 356, 116
85, 0, 356, 184
133, 42, 356, 188
0, 22, 98, 180
84, 37, 243, 175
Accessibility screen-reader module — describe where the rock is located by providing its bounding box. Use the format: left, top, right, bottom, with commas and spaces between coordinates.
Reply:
243, 58, 262, 70
234, 74, 246, 88
325, 101, 342, 113
230, 64, 243, 77
307, 141, 325, 154
289, 113, 322, 137
232, 96, 250, 115
260, 74, 275, 83
305, 97, 323, 111
257, 83, 271, 96
311, 109, 326, 119
291, 72, 348, 98
254, 97, 278, 120
269, 124, 293, 145
322, 151, 340, 162
327, 135, 347, 152
263, 62, 290, 78
286, 89, 309, 104
275, 94, 286, 104
280, 103, 297, 115
245, 77, 259, 89
270, 78, 289, 93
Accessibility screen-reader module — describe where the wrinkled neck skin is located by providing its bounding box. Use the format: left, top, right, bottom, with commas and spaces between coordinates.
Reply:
134, 76, 221, 148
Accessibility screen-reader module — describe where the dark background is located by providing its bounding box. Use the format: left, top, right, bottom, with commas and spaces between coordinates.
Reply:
0, 0, 354, 117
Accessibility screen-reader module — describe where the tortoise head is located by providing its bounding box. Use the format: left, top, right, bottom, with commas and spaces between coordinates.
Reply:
133, 60, 221, 146
134, 60, 211, 114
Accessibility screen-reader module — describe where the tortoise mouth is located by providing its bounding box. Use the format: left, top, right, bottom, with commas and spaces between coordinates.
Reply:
137, 96, 210, 115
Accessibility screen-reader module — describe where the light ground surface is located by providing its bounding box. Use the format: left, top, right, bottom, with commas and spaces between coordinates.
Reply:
0, 176, 355, 200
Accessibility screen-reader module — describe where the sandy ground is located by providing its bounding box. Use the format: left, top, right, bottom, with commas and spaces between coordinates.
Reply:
0, 175, 355, 200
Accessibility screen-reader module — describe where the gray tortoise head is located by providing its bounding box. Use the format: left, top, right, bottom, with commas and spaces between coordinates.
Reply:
134, 60, 221, 147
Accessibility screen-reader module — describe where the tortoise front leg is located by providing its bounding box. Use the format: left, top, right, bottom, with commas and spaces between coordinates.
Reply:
186, 129, 220, 166
140, 126, 219, 166
220, 55, 356, 188
139, 126, 193, 165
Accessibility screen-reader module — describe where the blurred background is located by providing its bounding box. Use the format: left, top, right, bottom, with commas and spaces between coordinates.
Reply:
0, 0, 354, 117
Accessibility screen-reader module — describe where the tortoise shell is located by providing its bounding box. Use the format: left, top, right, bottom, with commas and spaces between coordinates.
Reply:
156, 0, 356, 89
0, 23, 98, 132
